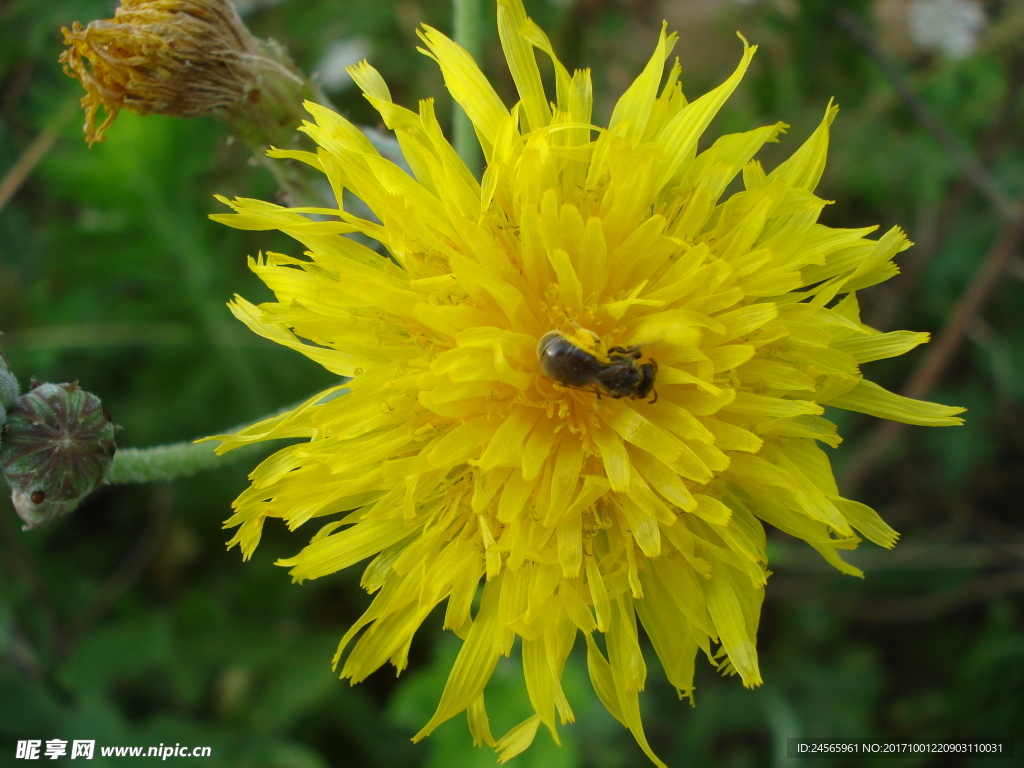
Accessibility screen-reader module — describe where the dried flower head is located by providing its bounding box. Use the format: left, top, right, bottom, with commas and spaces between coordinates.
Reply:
212, 0, 964, 763
1, 382, 117, 529
60, 0, 303, 145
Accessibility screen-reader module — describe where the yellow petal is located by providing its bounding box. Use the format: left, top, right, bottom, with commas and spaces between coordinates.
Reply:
414, 574, 509, 741
832, 330, 930, 363
417, 25, 510, 158
653, 36, 756, 192
704, 563, 762, 687
496, 716, 543, 763
771, 100, 838, 192
497, 0, 551, 132
825, 379, 966, 426
608, 23, 677, 144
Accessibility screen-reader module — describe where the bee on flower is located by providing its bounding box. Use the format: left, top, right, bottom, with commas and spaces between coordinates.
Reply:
211, 0, 964, 763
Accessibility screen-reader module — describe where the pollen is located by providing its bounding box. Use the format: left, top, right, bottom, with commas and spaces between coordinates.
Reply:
210, 1, 964, 764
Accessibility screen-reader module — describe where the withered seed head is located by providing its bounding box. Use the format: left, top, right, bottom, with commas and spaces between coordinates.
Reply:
60, 0, 276, 145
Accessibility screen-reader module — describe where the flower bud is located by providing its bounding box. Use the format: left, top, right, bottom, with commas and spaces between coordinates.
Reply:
0, 381, 117, 529
59, 0, 312, 147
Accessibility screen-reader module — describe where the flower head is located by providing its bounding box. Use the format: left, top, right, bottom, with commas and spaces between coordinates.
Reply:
212, 1, 964, 763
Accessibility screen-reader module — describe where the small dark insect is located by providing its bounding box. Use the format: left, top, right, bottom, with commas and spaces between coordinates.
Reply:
537, 331, 658, 403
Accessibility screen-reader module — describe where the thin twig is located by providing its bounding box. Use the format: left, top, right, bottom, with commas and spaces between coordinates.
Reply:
0, 509, 67, 658
834, 11, 1024, 490
867, 54, 1024, 330
843, 207, 1024, 491
0, 127, 59, 214
901, 214, 1024, 403
71, 485, 174, 640
835, 10, 1018, 222
3, 621, 43, 681
769, 569, 1024, 623
769, 540, 1024, 572
850, 569, 1024, 623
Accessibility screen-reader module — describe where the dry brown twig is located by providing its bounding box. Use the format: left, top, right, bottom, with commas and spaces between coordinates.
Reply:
0, 128, 59, 214
836, 11, 1018, 222
0, 100, 76, 214
71, 485, 174, 643
868, 54, 1024, 331
849, 569, 1024, 623
845, 210, 1024, 489
836, 11, 1024, 491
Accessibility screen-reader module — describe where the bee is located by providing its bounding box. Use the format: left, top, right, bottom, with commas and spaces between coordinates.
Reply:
537, 331, 658, 403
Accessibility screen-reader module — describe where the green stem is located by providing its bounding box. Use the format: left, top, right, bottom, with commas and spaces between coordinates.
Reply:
104, 440, 264, 484
104, 389, 345, 485
453, 0, 484, 177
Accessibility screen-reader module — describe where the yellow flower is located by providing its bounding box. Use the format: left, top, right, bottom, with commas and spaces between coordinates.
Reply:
212, 1, 963, 763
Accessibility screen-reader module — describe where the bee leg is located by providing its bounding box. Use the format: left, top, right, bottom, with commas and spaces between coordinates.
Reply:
648, 387, 658, 404
608, 345, 642, 359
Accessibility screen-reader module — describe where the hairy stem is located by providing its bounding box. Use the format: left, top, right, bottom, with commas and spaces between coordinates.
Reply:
104, 388, 347, 485
104, 440, 264, 484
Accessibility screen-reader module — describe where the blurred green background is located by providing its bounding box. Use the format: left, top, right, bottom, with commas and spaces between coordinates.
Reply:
1, 0, 1023, 766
